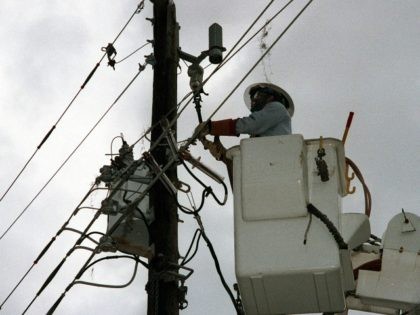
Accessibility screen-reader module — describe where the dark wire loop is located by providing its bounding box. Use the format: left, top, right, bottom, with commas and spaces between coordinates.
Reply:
181, 229, 202, 266
181, 159, 228, 207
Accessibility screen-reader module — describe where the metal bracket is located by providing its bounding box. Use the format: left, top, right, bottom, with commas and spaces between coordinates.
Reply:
143, 152, 177, 195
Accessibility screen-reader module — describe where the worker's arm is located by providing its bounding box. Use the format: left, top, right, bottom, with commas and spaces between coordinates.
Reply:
235, 102, 290, 135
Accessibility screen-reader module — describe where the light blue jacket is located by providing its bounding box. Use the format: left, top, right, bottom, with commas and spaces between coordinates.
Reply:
235, 101, 291, 137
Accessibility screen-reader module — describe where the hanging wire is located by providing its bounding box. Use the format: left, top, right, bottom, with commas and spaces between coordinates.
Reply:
181, 229, 202, 266
74, 256, 140, 289
0, 1, 146, 203
192, 213, 242, 315
0, 64, 148, 242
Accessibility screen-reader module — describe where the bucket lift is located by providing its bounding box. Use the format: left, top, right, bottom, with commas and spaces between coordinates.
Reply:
226, 134, 419, 315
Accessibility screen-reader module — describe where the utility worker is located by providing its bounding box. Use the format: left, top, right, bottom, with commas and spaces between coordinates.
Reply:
193, 83, 294, 186
195, 82, 294, 138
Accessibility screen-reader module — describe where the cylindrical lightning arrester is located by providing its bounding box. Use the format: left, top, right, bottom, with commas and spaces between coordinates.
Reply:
208, 23, 226, 64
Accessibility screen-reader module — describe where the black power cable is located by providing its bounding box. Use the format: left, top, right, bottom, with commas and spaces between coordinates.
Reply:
181, 229, 202, 266
307, 203, 348, 250
200, 226, 243, 315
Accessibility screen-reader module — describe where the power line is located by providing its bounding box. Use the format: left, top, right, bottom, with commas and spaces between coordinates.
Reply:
0, 64, 148, 242
219, 0, 295, 68
116, 42, 151, 64
0, 1, 146, 203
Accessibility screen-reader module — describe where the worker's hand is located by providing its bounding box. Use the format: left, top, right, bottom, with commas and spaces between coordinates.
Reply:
194, 121, 210, 139
208, 137, 226, 161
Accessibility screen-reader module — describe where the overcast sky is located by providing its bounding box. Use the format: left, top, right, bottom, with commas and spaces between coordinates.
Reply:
1, 0, 420, 314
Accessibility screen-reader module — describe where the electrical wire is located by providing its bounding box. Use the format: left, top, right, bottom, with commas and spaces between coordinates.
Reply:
0, 65, 147, 243
181, 159, 228, 206
307, 203, 348, 250
218, 0, 295, 69
196, 216, 242, 315
21, 210, 103, 314
181, 229, 202, 266
0, 183, 97, 310
116, 42, 151, 64
0, 1, 146, 203
202, 0, 280, 87
74, 256, 140, 289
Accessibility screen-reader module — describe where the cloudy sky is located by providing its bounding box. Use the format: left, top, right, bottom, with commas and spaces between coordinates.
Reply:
0, 0, 419, 314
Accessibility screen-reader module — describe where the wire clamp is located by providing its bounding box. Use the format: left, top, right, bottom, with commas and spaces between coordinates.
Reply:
143, 152, 177, 195
145, 53, 156, 67
136, 0, 145, 13
101, 43, 117, 70
97, 236, 117, 253
178, 280, 189, 310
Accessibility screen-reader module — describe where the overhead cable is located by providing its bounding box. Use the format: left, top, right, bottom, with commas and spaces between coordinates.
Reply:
203, 0, 286, 85
116, 42, 151, 64
219, 0, 295, 68
0, 1, 146, 203
74, 256, 140, 289
0, 64, 148, 242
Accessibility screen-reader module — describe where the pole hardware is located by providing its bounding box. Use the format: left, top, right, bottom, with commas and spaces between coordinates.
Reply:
101, 43, 118, 70
160, 118, 180, 163
179, 23, 226, 122
315, 137, 329, 182
97, 235, 117, 253
178, 280, 188, 310
143, 152, 178, 195
179, 149, 225, 184
145, 53, 157, 67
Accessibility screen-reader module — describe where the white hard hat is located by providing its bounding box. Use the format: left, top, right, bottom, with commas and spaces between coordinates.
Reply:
243, 82, 294, 117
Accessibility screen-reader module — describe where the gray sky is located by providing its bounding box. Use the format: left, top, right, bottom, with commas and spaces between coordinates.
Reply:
1, 0, 420, 314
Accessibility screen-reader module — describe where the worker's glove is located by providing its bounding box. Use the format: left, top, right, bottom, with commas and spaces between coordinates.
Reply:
194, 121, 211, 139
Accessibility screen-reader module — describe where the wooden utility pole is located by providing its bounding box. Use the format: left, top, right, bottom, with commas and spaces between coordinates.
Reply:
148, 0, 179, 314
